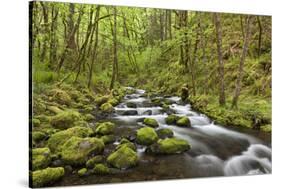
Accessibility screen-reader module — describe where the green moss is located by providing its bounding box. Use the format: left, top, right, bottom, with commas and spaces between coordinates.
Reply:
143, 118, 159, 128
136, 127, 158, 145
156, 128, 174, 139
120, 138, 131, 144
100, 102, 114, 113
95, 122, 116, 135
101, 135, 116, 144
50, 110, 82, 129
83, 114, 95, 121
261, 124, 272, 132
32, 118, 41, 127
49, 88, 72, 106
176, 116, 191, 127
93, 164, 110, 175
47, 126, 94, 153
148, 137, 191, 154
32, 131, 47, 143
108, 97, 119, 106
74, 120, 89, 127
86, 155, 104, 168
32, 148, 51, 170
78, 168, 88, 177
165, 114, 180, 125
95, 95, 110, 106
32, 167, 65, 187
116, 142, 136, 151
61, 137, 104, 165
107, 146, 138, 169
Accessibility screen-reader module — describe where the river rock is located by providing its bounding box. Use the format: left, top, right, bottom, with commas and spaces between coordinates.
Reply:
121, 110, 138, 116
176, 116, 191, 127
136, 127, 158, 145
32, 167, 65, 188
95, 122, 116, 135
100, 102, 114, 113
86, 155, 104, 168
126, 102, 137, 108
143, 118, 159, 128
32, 147, 51, 170
50, 110, 82, 130
107, 146, 138, 169
157, 128, 174, 139
93, 163, 110, 175
61, 136, 104, 165
142, 110, 152, 115
147, 137, 191, 154
165, 114, 180, 125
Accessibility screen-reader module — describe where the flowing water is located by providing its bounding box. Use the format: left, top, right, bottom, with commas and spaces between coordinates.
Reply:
55, 87, 272, 186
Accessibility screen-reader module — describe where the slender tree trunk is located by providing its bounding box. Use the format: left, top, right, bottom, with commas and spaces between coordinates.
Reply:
110, 7, 118, 90
214, 13, 226, 106
232, 16, 253, 108
49, 4, 59, 68
40, 2, 49, 62
257, 16, 262, 57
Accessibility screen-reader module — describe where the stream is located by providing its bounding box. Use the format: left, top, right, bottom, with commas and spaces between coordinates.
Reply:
56, 87, 272, 186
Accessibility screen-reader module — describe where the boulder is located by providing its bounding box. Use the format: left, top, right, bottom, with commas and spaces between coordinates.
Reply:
95, 95, 110, 106
126, 102, 137, 108
95, 122, 116, 135
32, 131, 47, 143
147, 137, 191, 154
83, 114, 95, 121
107, 146, 138, 169
50, 110, 82, 130
47, 126, 94, 153
143, 118, 159, 128
136, 127, 158, 145
61, 137, 104, 165
49, 88, 72, 106
101, 135, 116, 144
100, 102, 114, 113
32, 148, 51, 170
32, 118, 41, 127
142, 110, 152, 115
121, 110, 138, 116
165, 114, 180, 125
78, 168, 88, 177
176, 116, 191, 127
86, 155, 104, 168
32, 167, 64, 188
156, 128, 174, 139
93, 163, 110, 175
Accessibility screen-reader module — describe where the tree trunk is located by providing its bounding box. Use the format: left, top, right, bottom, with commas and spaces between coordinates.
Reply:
110, 7, 118, 90
49, 4, 59, 68
257, 16, 262, 57
40, 2, 49, 62
232, 16, 253, 108
214, 13, 226, 106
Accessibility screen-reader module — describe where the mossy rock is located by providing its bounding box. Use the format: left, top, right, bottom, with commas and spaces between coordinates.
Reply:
120, 137, 131, 144
95, 95, 110, 106
50, 110, 82, 130
32, 148, 51, 170
126, 102, 137, 108
116, 142, 136, 151
47, 126, 94, 153
32, 118, 41, 127
176, 116, 191, 127
49, 88, 72, 106
83, 114, 95, 121
143, 118, 159, 128
147, 137, 191, 154
107, 146, 138, 169
95, 122, 116, 135
108, 97, 119, 106
93, 163, 110, 175
61, 136, 104, 165
101, 135, 116, 144
74, 120, 89, 127
156, 128, 174, 139
165, 114, 180, 125
32, 131, 47, 143
260, 124, 272, 132
78, 168, 88, 177
34, 115, 50, 123
136, 127, 158, 145
86, 155, 104, 168
100, 102, 114, 113
32, 167, 65, 187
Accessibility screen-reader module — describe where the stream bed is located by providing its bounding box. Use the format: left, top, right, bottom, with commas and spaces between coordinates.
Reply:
55, 87, 271, 186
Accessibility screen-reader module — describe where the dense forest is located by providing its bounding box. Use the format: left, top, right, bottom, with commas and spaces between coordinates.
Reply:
30, 1, 272, 187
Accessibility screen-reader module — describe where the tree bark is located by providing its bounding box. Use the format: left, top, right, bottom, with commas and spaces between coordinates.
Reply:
110, 7, 118, 90
257, 16, 262, 57
232, 16, 253, 108
214, 13, 226, 106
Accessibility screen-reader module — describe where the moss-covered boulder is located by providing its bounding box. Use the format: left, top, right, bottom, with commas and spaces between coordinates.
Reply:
95, 95, 110, 106
116, 142, 136, 151
32, 167, 64, 187
95, 122, 115, 135
165, 114, 180, 125
107, 146, 138, 169
32, 118, 41, 127
156, 128, 174, 139
83, 114, 95, 121
143, 118, 159, 128
78, 168, 88, 177
86, 155, 104, 168
126, 102, 137, 108
93, 163, 110, 175
49, 88, 72, 106
101, 135, 115, 144
32, 131, 47, 143
61, 137, 104, 165
147, 138, 191, 154
74, 120, 89, 127
32, 148, 51, 170
136, 127, 158, 145
176, 116, 191, 127
100, 102, 114, 113
48, 126, 94, 153
108, 97, 119, 106
50, 110, 82, 129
